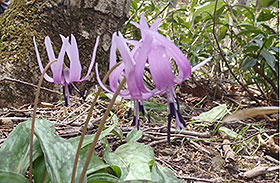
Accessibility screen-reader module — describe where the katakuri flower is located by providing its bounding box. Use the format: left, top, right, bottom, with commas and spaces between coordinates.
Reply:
34, 34, 100, 106
131, 14, 211, 141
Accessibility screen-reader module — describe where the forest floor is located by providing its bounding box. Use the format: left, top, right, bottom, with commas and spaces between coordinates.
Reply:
0, 79, 279, 183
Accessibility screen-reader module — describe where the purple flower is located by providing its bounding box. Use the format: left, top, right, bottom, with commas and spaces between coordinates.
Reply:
97, 14, 210, 136
33, 34, 100, 106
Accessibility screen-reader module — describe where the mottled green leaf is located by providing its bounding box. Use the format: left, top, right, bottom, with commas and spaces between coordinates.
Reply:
151, 163, 184, 183
33, 156, 50, 183
0, 170, 28, 183
105, 142, 154, 182
126, 130, 142, 142
0, 121, 42, 175
87, 172, 119, 183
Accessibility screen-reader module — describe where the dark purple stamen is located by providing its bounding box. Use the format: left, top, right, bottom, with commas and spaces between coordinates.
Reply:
175, 97, 180, 112
127, 108, 132, 118
169, 103, 176, 117
71, 83, 86, 100
139, 102, 145, 115
176, 110, 186, 129
131, 116, 136, 126
62, 86, 69, 107
167, 114, 172, 144
147, 113, 151, 123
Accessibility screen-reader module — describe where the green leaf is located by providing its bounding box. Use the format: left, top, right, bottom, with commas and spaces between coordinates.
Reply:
144, 101, 167, 112
242, 58, 257, 71
126, 130, 142, 142
261, 49, 276, 68
87, 172, 119, 183
257, 9, 275, 22
0, 121, 42, 175
199, 104, 228, 122
104, 142, 154, 182
33, 156, 50, 183
112, 126, 123, 141
218, 127, 239, 139
257, 0, 277, 9
192, 0, 225, 22
189, 0, 198, 13
151, 163, 184, 183
0, 170, 28, 183
30, 119, 85, 183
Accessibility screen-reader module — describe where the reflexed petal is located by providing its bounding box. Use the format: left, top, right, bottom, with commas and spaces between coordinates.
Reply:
49, 35, 68, 84
78, 36, 100, 82
150, 18, 161, 31
68, 34, 82, 82
148, 44, 175, 89
150, 32, 192, 83
139, 13, 149, 31
192, 57, 212, 72
33, 37, 53, 82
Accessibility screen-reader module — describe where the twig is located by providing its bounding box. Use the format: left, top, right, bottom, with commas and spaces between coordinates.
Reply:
0, 77, 61, 95
29, 59, 57, 182
240, 165, 279, 178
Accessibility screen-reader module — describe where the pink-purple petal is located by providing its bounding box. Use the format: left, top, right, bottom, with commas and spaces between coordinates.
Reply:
78, 36, 100, 82
68, 34, 82, 82
33, 37, 54, 82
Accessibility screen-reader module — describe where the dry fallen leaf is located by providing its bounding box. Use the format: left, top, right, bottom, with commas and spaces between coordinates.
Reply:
223, 106, 279, 122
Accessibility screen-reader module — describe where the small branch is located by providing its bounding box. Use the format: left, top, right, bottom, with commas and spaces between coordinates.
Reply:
0, 77, 61, 95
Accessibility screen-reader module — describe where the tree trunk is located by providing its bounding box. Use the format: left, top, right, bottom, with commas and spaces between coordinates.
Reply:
0, 0, 130, 108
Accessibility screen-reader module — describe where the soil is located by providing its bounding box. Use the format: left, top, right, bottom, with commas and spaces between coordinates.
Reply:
0, 80, 279, 183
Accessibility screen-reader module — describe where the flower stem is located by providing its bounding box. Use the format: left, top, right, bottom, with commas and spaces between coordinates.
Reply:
78, 78, 126, 183
29, 59, 57, 183
71, 62, 122, 183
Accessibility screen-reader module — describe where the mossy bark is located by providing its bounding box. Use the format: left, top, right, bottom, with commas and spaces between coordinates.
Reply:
0, 0, 130, 108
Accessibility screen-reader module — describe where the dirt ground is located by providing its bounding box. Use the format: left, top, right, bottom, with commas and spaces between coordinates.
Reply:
0, 80, 279, 183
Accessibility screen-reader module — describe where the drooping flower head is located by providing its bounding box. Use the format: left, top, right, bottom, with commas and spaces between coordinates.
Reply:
97, 14, 210, 139
34, 34, 100, 106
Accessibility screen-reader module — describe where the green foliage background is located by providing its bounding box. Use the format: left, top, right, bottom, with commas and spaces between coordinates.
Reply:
124, 0, 279, 104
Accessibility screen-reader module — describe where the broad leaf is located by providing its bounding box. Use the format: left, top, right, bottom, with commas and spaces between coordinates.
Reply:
242, 58, 257, 71
261, 49, 276, 68
199, 104, 228, 122
0, 170, 28, 183
0, 121, 42, 175
192, 0, 225, 22
33, 156, 50, 183
257, 0, 277, 9
87, 172, 119, 183
104, 142, 154, 182
30, 119, 85, 183
126, 130, 142, 142
151, 163, 184, 183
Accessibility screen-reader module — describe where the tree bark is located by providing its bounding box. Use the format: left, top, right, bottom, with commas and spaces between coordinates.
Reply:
0, 0, 130, 108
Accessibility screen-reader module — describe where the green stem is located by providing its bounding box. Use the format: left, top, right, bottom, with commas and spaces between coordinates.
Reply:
71, 62, 122, 183
78, 78, 126, 183
29, 59, 57, 183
